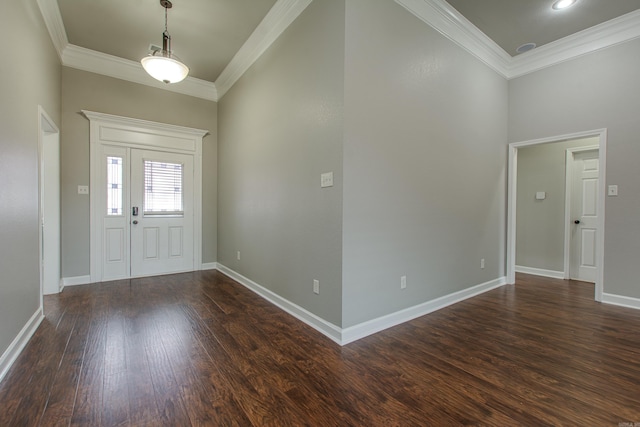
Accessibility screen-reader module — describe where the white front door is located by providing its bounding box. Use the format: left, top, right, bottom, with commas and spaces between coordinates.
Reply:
99, 146, 194, 281
570, 150, 599, 282
130, 149, 194, 277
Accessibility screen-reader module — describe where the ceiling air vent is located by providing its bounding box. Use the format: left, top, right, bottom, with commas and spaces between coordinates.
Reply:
516, 43, 537, 54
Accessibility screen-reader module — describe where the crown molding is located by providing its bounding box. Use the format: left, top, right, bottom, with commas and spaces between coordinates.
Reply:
36, 0, 68, 58
36, 0, 217, 101
37, 0, 311, 102
214, 0, 313, 99
38, 0, 640, 98
395, 0, 512, 78
62, 45, 218, 101
507, 9, 640, 78
395, 0, 640, 80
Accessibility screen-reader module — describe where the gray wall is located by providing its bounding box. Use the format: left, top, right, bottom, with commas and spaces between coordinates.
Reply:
341, 0, 508, 327
61, 68, 218, 278
217, 0, 345, 325
509, 38, 640, 299
0, 1, 61, 357
516, 138, 598, 272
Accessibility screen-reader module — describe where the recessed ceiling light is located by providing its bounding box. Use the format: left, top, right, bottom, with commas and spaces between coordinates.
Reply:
552, 0, 578, 10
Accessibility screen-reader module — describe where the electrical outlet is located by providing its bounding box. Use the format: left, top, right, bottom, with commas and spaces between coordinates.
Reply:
481, 258, 485, 269
321, 172, 334, 188
237, 251, 241, 261
400, 275, 407, 290
313, 280, 320, 295
77, 185, 89, 195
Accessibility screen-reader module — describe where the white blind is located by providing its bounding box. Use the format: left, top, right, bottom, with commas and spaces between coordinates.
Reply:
144, 160, 183, 214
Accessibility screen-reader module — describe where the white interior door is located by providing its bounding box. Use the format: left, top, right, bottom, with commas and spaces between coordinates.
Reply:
130, 149, 194, 277
99, 147, 194, 281
570, 150, 599, 282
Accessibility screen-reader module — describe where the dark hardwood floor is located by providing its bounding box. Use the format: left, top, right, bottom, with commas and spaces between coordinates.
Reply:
1, 271, 639, 426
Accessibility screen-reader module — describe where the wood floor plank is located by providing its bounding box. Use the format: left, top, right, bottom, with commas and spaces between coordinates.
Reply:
7, 310, 79, 427
198, 280, 459, 425
1, 272, 640, 425
421, 294, 640, 417
155, 304, 253, 426
123, 308, 162, 425
179, 303, 313, 426
37, 313, 87, 427
70, 314, 107, 426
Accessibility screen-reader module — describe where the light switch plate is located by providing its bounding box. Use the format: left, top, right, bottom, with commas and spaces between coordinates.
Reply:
608, 185, 618, 196
535, 191, 546, 200
321, 172, 334, 188
78, 185, 89, 195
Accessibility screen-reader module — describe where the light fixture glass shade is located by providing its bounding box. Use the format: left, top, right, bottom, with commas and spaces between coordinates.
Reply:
141, 51, 189, 84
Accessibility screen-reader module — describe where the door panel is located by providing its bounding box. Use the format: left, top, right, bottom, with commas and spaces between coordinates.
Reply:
130, 149, 194, 277
143, 227, 160, 260
570, 150, 598, 282
581, 229, 596, 267
169, 227, 184, 257
106, 228, 125, 262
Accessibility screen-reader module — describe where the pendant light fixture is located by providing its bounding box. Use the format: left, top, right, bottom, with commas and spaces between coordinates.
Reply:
141, 0, 189, 84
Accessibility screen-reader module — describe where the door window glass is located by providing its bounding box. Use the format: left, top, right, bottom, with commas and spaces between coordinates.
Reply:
106, 156, 123, 216
143, 160, 184, 215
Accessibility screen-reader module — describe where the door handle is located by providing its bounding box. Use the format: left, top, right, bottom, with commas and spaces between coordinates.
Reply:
132, 220, 138, 225
132, 207, 139, 216
574, 220, 580, 224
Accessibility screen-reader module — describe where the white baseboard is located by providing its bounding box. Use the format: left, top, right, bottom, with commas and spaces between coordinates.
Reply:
216, 264, 506, 346
515, 265, 565, 279
62, 266, 222, 288
62, 275, 91, 288
216, 264, 342, 344
201, 262, 218, 271
0, 308, 44, 383
341, 277, 507, 345
602, 293, 640, 310
44, 279, 65, 295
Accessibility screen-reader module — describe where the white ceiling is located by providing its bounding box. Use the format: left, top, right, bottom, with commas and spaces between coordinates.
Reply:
39, 0, 640, 101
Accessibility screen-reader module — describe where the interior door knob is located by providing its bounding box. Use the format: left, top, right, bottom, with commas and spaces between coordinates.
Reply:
574, 220, 580, 224
133, 220, 138, 225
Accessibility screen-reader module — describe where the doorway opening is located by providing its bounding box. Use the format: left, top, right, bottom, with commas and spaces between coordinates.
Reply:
38, 106, 61, 304
507, 129, 607, 301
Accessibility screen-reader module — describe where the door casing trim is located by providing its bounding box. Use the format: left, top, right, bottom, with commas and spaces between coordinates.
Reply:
84, 110, 208, 282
